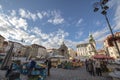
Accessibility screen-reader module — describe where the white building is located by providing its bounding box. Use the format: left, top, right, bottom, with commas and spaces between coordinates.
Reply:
76, 34, 96, 57
6, 41, 23, 57
38, 46, 47, 58
104, 32, 120, 58
29, 44, 47, 59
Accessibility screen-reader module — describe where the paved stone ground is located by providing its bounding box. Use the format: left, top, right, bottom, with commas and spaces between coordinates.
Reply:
0, 64, 117, 80
45, 66, 111, 80
0, 70, 6, 80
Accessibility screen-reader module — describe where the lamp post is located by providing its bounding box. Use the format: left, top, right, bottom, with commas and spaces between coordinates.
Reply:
93, 0, 120, 56
1, 43, 14, 69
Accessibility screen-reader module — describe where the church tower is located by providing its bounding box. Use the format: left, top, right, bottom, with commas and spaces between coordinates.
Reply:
58, 41, 69, 58
89, 34, 96, 47
89, 34, 96, 53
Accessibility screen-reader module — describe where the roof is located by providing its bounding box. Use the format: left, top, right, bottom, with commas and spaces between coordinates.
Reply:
76, 43, 89, 48
0, 35, 5, 39
32, 44, 46, 49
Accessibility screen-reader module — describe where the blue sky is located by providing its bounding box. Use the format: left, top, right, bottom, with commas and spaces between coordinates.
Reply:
0, 0, 120, 50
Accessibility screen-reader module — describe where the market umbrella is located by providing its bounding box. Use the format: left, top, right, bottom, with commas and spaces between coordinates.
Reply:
93, 54, 114, 60
93, 54, 107, 59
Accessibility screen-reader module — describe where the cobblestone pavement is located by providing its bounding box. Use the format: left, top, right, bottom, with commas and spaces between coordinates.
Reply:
45, 66, 110, 80
0, 70, 6, 80
0, 64, 117, 80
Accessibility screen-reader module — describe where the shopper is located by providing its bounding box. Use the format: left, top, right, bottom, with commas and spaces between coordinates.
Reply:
45, 58, 52, 76
85, 59, 89, 71
87, 59, 95, 76
95, 60, 102, 76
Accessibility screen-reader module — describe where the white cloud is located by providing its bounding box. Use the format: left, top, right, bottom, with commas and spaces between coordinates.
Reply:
31, 28, 69, 48
96, 21, 101, 26
37, 12, 43, 19
0, 5, 2, 10
76, 19, 83, 26
85, 26, 110, 47
64, 40, 78, 49
32, 38, 41, 44
0, 6, 80, 49
30, 13, 37, 21
0, 5, 71, 49
42, 11, 49, 17
0, 7, 30, 42
93, 27, 108, 39
9, 17, 28, 30
113, 1, 120, 31
19, 9, 37, 21
19, 9, 64, 24
31, 27, 49, 40
0, 14, 11, 27
48, 10, 64, 25
108, 0, 120, 31
19, 9, 28, 18
11, 10, 16, 16
48, 17, 64, 25
75, 32, 83, 39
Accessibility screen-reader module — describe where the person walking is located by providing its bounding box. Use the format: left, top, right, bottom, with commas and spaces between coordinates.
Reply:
5, 62, 13, 78
45, 58, 52, 76
87, 59, 95, 76
95, 60, 102, 76
85, 59, 89, 72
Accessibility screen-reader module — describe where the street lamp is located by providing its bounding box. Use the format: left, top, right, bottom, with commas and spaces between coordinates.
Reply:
93, 0, 120, 56
1, 43, 14, 69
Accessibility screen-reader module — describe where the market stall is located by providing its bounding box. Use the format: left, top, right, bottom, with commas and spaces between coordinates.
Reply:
109, 68, 120, 80
58, 59, 83, 69
92, 54, 114, 60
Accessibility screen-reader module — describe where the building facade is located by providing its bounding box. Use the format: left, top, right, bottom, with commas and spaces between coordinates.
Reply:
37, 46, 47, 58
97, 49, 106, 55
68, 48, 77, 58
58, 42, 69, 58
24, 46, 32, 58
5, 41, 24, 57
104, 32, 120, 58
46, 48, 59, 58
46, 42, 69, 59
13, 42, 23, 57
76, 34, 96, 57
29, 44, 47, 59
18, 45, 26, 57
0, 35, 5, 53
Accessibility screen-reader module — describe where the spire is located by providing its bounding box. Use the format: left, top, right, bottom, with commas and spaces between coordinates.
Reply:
89, 34, 95, 42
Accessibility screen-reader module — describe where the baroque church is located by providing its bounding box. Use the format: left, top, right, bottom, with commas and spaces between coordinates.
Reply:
49, 42, 69, 59
57, 42, 69, 58
76, 34, 96, 57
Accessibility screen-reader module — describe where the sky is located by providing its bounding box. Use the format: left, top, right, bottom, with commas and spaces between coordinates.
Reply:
0, 0, 120, 50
